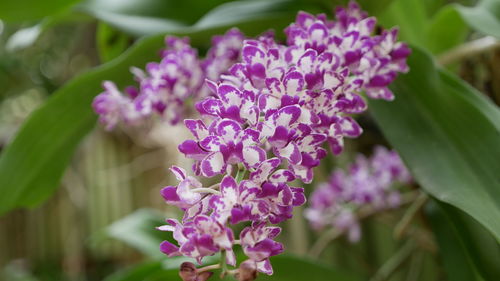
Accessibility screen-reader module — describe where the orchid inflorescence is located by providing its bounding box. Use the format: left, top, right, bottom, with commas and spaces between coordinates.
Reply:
93, 1, 410, 280
305, 146, 412, 244
92, 28, 245, 130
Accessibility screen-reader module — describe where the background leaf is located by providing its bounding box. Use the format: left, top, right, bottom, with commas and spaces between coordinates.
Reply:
456, 0, 500, 39
368, 47, 500, 241
100, 209, 168, 259
0, 0, 81, 22
379, 0, 469, 55
426, 200, 500, 281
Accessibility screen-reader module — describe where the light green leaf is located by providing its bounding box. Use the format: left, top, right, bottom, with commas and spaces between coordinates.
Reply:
369, 47, 500, 241
456, 0, 500, 39
426, 6, 468, 55
379, 0, 469, 55
102, 209, 167, 259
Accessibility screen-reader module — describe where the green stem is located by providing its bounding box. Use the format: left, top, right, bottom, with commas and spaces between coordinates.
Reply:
369, 240, 415, 281
219, 250, 228, 278
235, 168, 246, 183
394, 192, 428, 239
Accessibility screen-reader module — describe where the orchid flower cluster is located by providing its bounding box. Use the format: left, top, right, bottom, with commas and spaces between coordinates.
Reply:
305, 146, 412, 243
93, 1, 410, 279
92, 29, 245, 130
155, 2, 409, 279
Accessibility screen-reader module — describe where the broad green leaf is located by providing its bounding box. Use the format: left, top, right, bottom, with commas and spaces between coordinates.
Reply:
456, 0, 500, 39
105, 255, 360, 281
0, 34, 163, 215
102, 209, 168, 259
0, 1, 323, 215
369, 47, 500, 241
0, 0, 81, 22
426, 201, 500, 281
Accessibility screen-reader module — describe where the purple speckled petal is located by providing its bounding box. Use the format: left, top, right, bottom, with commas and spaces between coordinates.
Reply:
201, 151, 226, 177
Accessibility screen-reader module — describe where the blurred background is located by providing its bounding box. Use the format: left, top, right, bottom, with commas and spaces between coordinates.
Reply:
1, 0, 499, 280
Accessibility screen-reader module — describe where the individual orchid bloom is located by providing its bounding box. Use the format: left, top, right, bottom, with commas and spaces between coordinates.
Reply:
196, 81, 260, 126
133, 36, 204, 124
305, 146, 412, 242
240, 223, 283, 275
158, 216, 236, 265
160, 166, 204, 209
179, 118, 266, 177
203, 28, 246, 82
209, 176, 269, 225
92, 81, 141, 130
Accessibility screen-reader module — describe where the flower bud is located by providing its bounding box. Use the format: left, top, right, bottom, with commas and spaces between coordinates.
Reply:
179, 262, 197, 281
236, 260, 258, 281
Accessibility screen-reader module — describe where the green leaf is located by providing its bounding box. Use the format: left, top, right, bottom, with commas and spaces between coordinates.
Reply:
426, 6, 468, 55
81, 0, 297, 37
426, 201, 500, 281
0, 0, 323, 215
105, 255, 360, 281
103, 261, 176, 281
97, 23, 132, 63
0, 0, 81, 22
379, 0, 469, 54
258, 255, 360, 281
378, 0, 428, 44
369, 47, 500, 241
101, 209, 167, 259
456, 0, 500, 39
0, 34, 163, 215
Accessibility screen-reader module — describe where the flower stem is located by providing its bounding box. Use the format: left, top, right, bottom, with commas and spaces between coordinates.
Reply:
197, 264, 221, 273
191, 187, 221, 195
369, 240, 415, 281
393, 192, 428, 239
235, 168, 246, 183
219, 250, 228, 278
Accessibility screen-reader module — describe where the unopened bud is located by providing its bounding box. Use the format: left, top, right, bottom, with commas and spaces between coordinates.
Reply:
179, 262, 214, 281
179, 262, 198, 281
236, 260, 257, 281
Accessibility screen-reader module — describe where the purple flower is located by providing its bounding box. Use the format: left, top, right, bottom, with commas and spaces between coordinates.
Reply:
179, 118, 266, 177
240, 222, 283, 275
92, 81, 141, 130
160, 166, 203, 209
158, 216, 236, 265
304, 146, 412, 242
153, 1, 410, 276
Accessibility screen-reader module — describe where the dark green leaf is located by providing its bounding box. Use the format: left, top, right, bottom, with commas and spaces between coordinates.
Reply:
369, 47, 500, 241
426, 200, 500, 281
456, 0, 500, 39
